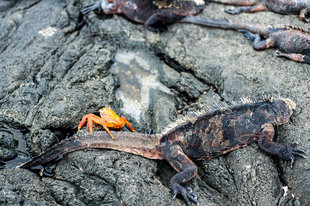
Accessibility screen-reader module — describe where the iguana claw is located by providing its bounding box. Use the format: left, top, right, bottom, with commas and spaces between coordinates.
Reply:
289, 155, 295, 168
276, 51, 286, 57
225, 8, 240, 15
239, 30, 257, 41
279, 144, 306, 168
172, 184, 199, 206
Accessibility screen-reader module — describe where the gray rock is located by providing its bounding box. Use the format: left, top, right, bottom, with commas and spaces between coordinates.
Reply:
0, 147, 17, 161
0, 168, 58, 205
0, 0, 309, 205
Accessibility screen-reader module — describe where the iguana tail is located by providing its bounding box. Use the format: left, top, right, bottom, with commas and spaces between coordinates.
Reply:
20, 131, 163, 169
179, 16, 270, 37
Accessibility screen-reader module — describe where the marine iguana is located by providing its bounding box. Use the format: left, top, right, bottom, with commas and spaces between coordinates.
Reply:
179, 16, 310, 64
82, 0, 310, 63
20, 98, 306, 206
210, 0, 310, 22
82, 0, 206, 32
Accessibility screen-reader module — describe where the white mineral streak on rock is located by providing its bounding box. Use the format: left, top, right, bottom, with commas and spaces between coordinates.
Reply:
38, 27, 57, 38
282, 186, 288, 197
112, 52, 171, 122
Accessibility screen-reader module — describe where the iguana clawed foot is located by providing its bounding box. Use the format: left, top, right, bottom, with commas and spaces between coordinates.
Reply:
225, 8, 241, 15
82, 0, 102, 15
147, 25, 168, 33
172, 184, 199, 206
300, 7, 310, 23
300, 16, 310, 23
279, 142, 307, 168
239, 30, 257, 41
276, 51, 310, 63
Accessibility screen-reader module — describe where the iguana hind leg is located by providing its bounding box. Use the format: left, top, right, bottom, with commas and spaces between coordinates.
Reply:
277, 52, 310, 64
145, 12, 178, 32
225, 3, 267, 15
163, 144, 198, 206
258, 123, 306, 168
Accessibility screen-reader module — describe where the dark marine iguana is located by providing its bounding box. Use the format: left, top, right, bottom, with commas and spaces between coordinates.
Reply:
20, 98, 306, 206
82, 0, 206, 32
210, 0, 310, 22
179, 16, 310, 64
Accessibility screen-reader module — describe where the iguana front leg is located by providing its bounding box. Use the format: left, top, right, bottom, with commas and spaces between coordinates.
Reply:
240, 30, 275, 50
163, 144, 198, 206
258, 123, 306, 168
145, 12, 178, 32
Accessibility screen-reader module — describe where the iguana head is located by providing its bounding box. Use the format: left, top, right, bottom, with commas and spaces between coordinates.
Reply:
152, 0, 205, 9
272, 98, 296, 125
100, 0, 121, 14
82, 0, 121, 15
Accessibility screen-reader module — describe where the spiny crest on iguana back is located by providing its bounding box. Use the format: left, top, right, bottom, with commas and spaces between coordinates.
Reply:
159, 95, 285, 136
282, 25, 310, 34
267, 24, 310, 34
152, 0, 205, 9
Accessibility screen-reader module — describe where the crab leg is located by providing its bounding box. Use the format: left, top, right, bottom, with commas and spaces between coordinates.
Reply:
78, 114, 115, 139
121, 116, 135, 132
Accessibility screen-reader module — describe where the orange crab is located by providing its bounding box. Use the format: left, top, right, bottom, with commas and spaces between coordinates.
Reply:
78, 107, 135, 140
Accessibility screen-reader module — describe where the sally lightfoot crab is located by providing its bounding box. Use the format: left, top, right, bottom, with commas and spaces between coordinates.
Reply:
78, 107, 134, 139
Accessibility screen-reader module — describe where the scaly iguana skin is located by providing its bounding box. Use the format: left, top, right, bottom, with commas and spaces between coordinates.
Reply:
20, 98, 306, 206
82, 0, 206, 32
210, 0, 310, 22
179, 16, 310, 64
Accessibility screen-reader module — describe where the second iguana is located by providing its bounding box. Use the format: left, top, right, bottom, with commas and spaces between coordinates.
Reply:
210, 0, 310, 22
179, 16, 310, 64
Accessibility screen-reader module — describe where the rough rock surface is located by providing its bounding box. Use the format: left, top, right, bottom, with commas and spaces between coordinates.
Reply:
0, 0, 310, 205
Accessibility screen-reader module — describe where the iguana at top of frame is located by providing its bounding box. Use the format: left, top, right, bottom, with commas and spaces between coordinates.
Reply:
82, 0, 206, 32
19, 97, 307, 206
82, 0, 310, 64
210, 0, 310, 22
179, 16, 310, 64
